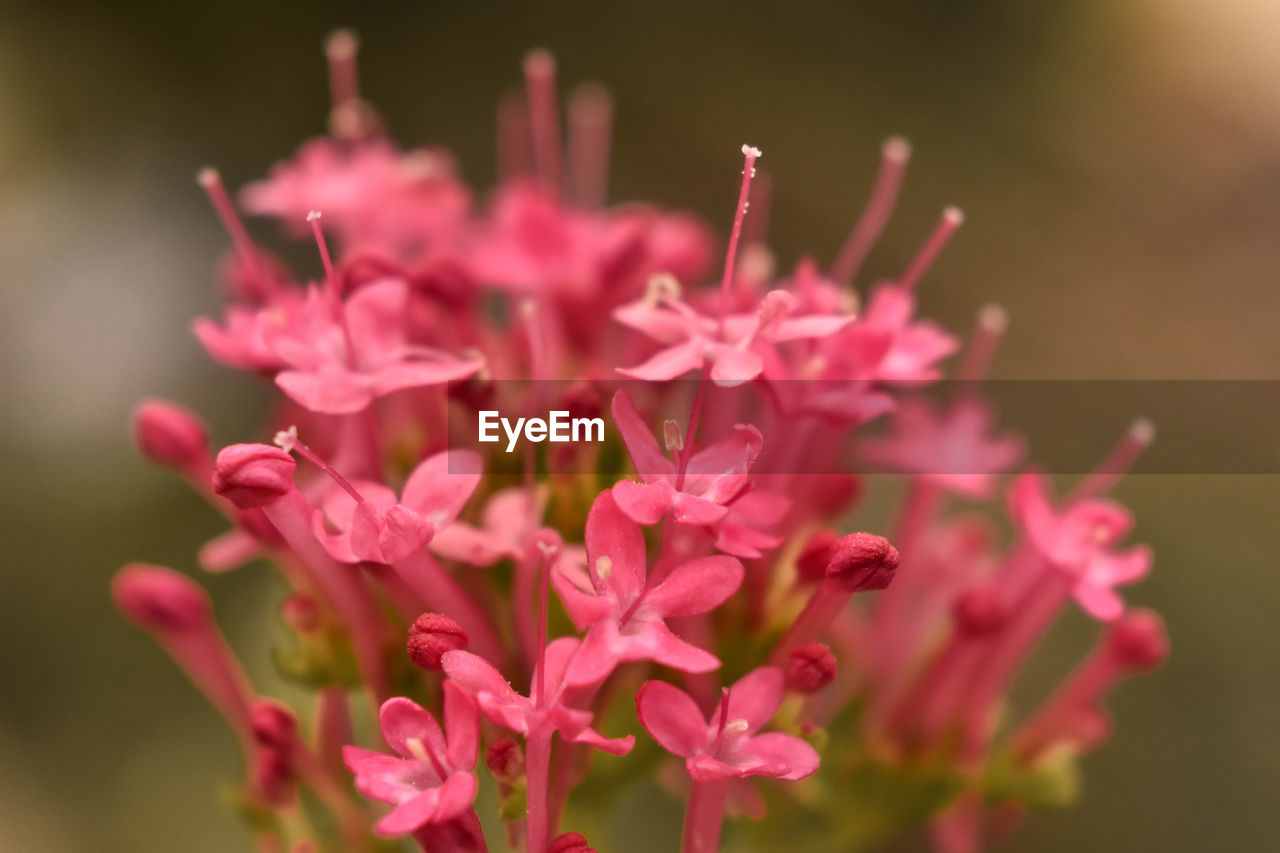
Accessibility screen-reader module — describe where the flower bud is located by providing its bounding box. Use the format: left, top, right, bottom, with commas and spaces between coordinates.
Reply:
250, 699, 299, 751
213, 444, 296, 508
132, 399, 209, 470
785, 642, 837, 693
280, 593, 322, 635
1105, 609, 1168, 671
796, 529, 837, 583
407, 613, 468, 671
952, 587, 1007, 637
485, 738, 525, 784
550, 832, 596, 853
825, 532, 899, 592
252, 746, 296, 806
112, 563, 210, 633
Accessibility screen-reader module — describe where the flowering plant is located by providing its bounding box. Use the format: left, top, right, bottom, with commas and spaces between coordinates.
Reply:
119, 33, 1167, 852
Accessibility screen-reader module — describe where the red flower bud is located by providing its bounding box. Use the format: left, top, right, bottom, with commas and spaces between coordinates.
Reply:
406, 612, 468, 671
132, 399, 209, 470
786, 642, 838, 693
252, 746, 296, 806
952, 587, 1007, 637
825, 532, 899, 592
1105, 609, 1168, 671
112, 563, 210, 633
213, 444, 296, 508
550, 832, 596, 853
250, 699, 299, 751
485, 738, 525, 783
796, 529, 837, 583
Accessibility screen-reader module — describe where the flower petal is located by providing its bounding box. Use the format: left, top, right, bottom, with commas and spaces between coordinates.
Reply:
726, 667, 785, 735
613, 479, 675, 525
443, 682, 480, 770
402, 450, 483, 527
610, 389, 675, 480
636, 680, 709, 758
645, 556, 744, 617
585, 492, 647, 604
741, 732, 820, 780
379, 697, 445, 761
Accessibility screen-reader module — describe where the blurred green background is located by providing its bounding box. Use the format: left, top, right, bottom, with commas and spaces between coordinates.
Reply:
1, 1, 1276, 850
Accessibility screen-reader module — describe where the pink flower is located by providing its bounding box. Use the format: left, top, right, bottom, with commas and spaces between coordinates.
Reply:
429, 485, 549, 567
1009, 472, 1152, 621
308, 447, 482, 564
441, 638, 634, 755
551, 492, 744, 686
636, 667, 819, 782
860, 396, 1023, 497
270, 278, 484, 414
342, 684, 480, 837
609, 388, 764, 526
614, 285, 852, 386
823, 283, 957, 383
243, 137, 472, 255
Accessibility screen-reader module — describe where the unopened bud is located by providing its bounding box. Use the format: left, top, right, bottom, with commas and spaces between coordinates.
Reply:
407, 613, 469, 671
1105, 609, 1168, 671
213, 444, 296, 508
953, 587, 1007, 637
796, 530, 838, 583
250, 699, 299, 751
550, 832, 597, 853
133, 399, 209, 470
786, 642, 837, 693
112, 563, 210, 633
825, 532, 899, 592
486, 738, 525, 783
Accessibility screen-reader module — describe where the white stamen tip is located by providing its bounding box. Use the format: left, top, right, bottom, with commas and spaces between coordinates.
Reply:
882, 136, 912, 162
524, 49, 555, 75
943, 206, 965, 226
196, 167, 220, 187
273, 425, 299, 453
723, 718, 750, 737
644, 273, 682, 305
595, 556, 612, 580
742, 144, 762, 159
1130, 418, 1156, 446
325, 29, 359, 59
306, 210, 323, 222
663, 419, 684, 453
978, 303, 1009, 333
404, 737, 431, 765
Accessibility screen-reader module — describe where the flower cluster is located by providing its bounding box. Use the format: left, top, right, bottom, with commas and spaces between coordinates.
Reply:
119, 34, 1167, 853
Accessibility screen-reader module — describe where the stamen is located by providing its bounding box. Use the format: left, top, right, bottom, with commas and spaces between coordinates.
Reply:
644, 273, 683, 306
496, 90, 533, 182
595, 556, 613, 581
1070, 418, 1156, 501
523, 50, 562, 193
718, 145, 763, 330
307, 211, 358, 365
831, 136, 912, 287
196, 168, 262, 278
722, 718, 750, 738
956, 303, 1009, 385
663, 420, 684, 453
535, 543, 553, 710
742, 168, 772, 246
898, 206, 964, 292
567, 83, 614, 208
712, 686, 732, 752
325, 30, 361, 113
404, 736, 449, 779
276, 425, 366, 505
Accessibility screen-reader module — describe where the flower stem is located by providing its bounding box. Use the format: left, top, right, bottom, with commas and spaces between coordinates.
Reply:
525, 729, 554, 853
682, 778, 730, 853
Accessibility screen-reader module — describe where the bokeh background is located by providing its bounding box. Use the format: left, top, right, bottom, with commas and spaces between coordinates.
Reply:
1, 1, 1277, 850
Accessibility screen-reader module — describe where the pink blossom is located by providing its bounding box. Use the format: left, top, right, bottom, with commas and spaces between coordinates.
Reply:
609, 388, 764, 526
307, 447, 482, 564
636, 667, 819, 782
441, 638, 634, 756
243, 137, 472, 255
614, 285, 852, 387
552, 492, 744, 686
343, 684, 480, 836
429, 485, 548, 567
860, 396, 1023, 497
1008, 471, 1152, 621
823, 283, 957, 383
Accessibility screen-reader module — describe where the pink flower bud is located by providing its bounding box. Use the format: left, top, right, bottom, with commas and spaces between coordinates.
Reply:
796, 530, 837, 583
406, 612, 468, 671
250, 699, 299, 751
825, 532, 899, 592
252, 746, 296, 806
1105, 609, 1168, 671
132, 399, 209, 470
280, 593, 321, 634
550, 832, 596, 853
952, 587, 1007, 637
212, 444, 296, 508
786, 642, 837, 693
486, 738, 525, 784
112, 563, 210, 633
